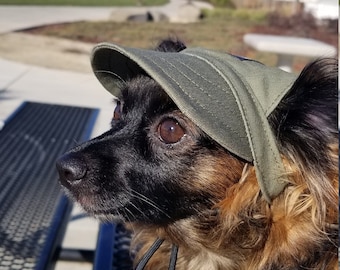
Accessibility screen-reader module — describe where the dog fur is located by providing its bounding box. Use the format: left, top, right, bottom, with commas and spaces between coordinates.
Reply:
57, 40, 338, 269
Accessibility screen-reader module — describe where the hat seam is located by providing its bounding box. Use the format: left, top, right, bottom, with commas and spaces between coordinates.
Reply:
93, 44, 245, 157
172, 57, 243, 139
264, 83, 292, 116
184, 52, 281, 165
222, 61, 286, 198
94, 69, 126, 84
144, 54, 246, 158
217, 59, 287, 200
184, 52, 286, 201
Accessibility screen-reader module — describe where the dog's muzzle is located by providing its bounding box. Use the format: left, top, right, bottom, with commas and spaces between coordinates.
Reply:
56, 153, 87, 186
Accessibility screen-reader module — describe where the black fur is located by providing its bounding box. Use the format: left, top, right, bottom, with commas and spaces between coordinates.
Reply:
155, 38, 186, 52
57, 75, 225, 224
270, 58, 338, 164
56, 39, 338, 227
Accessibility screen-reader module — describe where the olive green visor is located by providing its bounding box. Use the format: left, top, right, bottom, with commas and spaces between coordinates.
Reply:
91, 43, 297, 203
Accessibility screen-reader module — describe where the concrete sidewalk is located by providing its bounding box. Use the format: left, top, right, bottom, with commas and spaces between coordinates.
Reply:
0, 58, 113, 270
0, 6, 113, 33
0, 58, 113, 130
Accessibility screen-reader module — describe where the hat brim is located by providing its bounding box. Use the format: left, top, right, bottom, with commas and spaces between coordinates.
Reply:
91, 42, 296, 202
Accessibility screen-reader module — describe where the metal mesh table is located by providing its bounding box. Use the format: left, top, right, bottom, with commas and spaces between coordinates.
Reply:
0, 102, 98, 270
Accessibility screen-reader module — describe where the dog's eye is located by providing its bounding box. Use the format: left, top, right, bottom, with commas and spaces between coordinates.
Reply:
113, 101, 122, 120
158, 118, 185, 144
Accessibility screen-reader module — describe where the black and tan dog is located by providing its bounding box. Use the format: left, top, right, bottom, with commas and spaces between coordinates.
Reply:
57, 40, 338, 269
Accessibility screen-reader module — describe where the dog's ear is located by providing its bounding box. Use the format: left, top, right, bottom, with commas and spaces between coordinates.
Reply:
271, 58, 338, 164
155, 38, 187, 52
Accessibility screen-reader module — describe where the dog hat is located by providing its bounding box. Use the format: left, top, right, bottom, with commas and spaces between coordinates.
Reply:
91, 43, 297, 203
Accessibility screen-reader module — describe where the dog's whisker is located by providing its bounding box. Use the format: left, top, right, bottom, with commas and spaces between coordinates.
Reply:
116, 202, 127, 221
127, 201, 150, 220
123, 208, 136, 226
118, 200, 135, 222
129, 190, 186, 232
129, 189, 161, 208
129, 189, 171, 219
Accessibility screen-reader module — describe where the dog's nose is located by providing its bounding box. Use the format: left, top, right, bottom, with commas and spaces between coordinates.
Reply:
56, 153, 87, 185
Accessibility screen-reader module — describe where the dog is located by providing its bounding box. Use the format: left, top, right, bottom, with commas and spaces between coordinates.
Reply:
57, 39, 338, 269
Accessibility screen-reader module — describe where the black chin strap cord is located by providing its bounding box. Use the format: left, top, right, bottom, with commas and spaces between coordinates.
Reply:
135, 238, 178, 270
168, 243, 179, 269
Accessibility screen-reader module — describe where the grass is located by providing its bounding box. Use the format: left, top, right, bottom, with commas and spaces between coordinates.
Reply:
25, 8, 281, 67
24, 7, 330, 72
0, 0, 167, 6
27, 8, 269, 52
28, 19, 256, 51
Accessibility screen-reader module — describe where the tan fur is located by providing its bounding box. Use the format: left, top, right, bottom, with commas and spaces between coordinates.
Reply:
130, 142, 338, 269
57, 55, 338, 269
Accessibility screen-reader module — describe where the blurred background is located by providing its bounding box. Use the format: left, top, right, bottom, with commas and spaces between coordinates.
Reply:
0, 0, 338, 73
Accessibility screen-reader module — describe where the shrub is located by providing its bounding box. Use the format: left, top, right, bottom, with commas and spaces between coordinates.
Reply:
202, 7, 268, 23
202, 0, 235, 8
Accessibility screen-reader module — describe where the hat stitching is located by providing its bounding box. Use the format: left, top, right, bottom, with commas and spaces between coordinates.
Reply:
264, 82, 292, 116
192, 52, 282, 167
183, 52, 275, 152
223, 64, 283, 169
153, 52, 283, 174
184, 49, 294, 118
226, 63, 283, 173
170, 57, 243, 136
145, 55, 218, 119
143, 54, 248, 159
146, 54, 244, 135
169, 52, 284, 196
98, 47, 223, 137
94, 69, 126, 84
185, 52, 286, 201
219, 58, 288, 199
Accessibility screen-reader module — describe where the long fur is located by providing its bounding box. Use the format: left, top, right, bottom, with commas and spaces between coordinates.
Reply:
57, 39, 338, 269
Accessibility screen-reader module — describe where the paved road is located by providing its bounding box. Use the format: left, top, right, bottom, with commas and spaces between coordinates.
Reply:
0, 0, 213, 33
0, 6, 114, 33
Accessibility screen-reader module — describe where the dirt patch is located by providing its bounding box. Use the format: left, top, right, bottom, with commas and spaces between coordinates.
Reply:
3, 11, 338, 73
0, 32, 94, 73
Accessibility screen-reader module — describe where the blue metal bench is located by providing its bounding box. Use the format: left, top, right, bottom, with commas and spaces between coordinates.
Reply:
94, 223, 133, 270
0, 102, 98, 270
